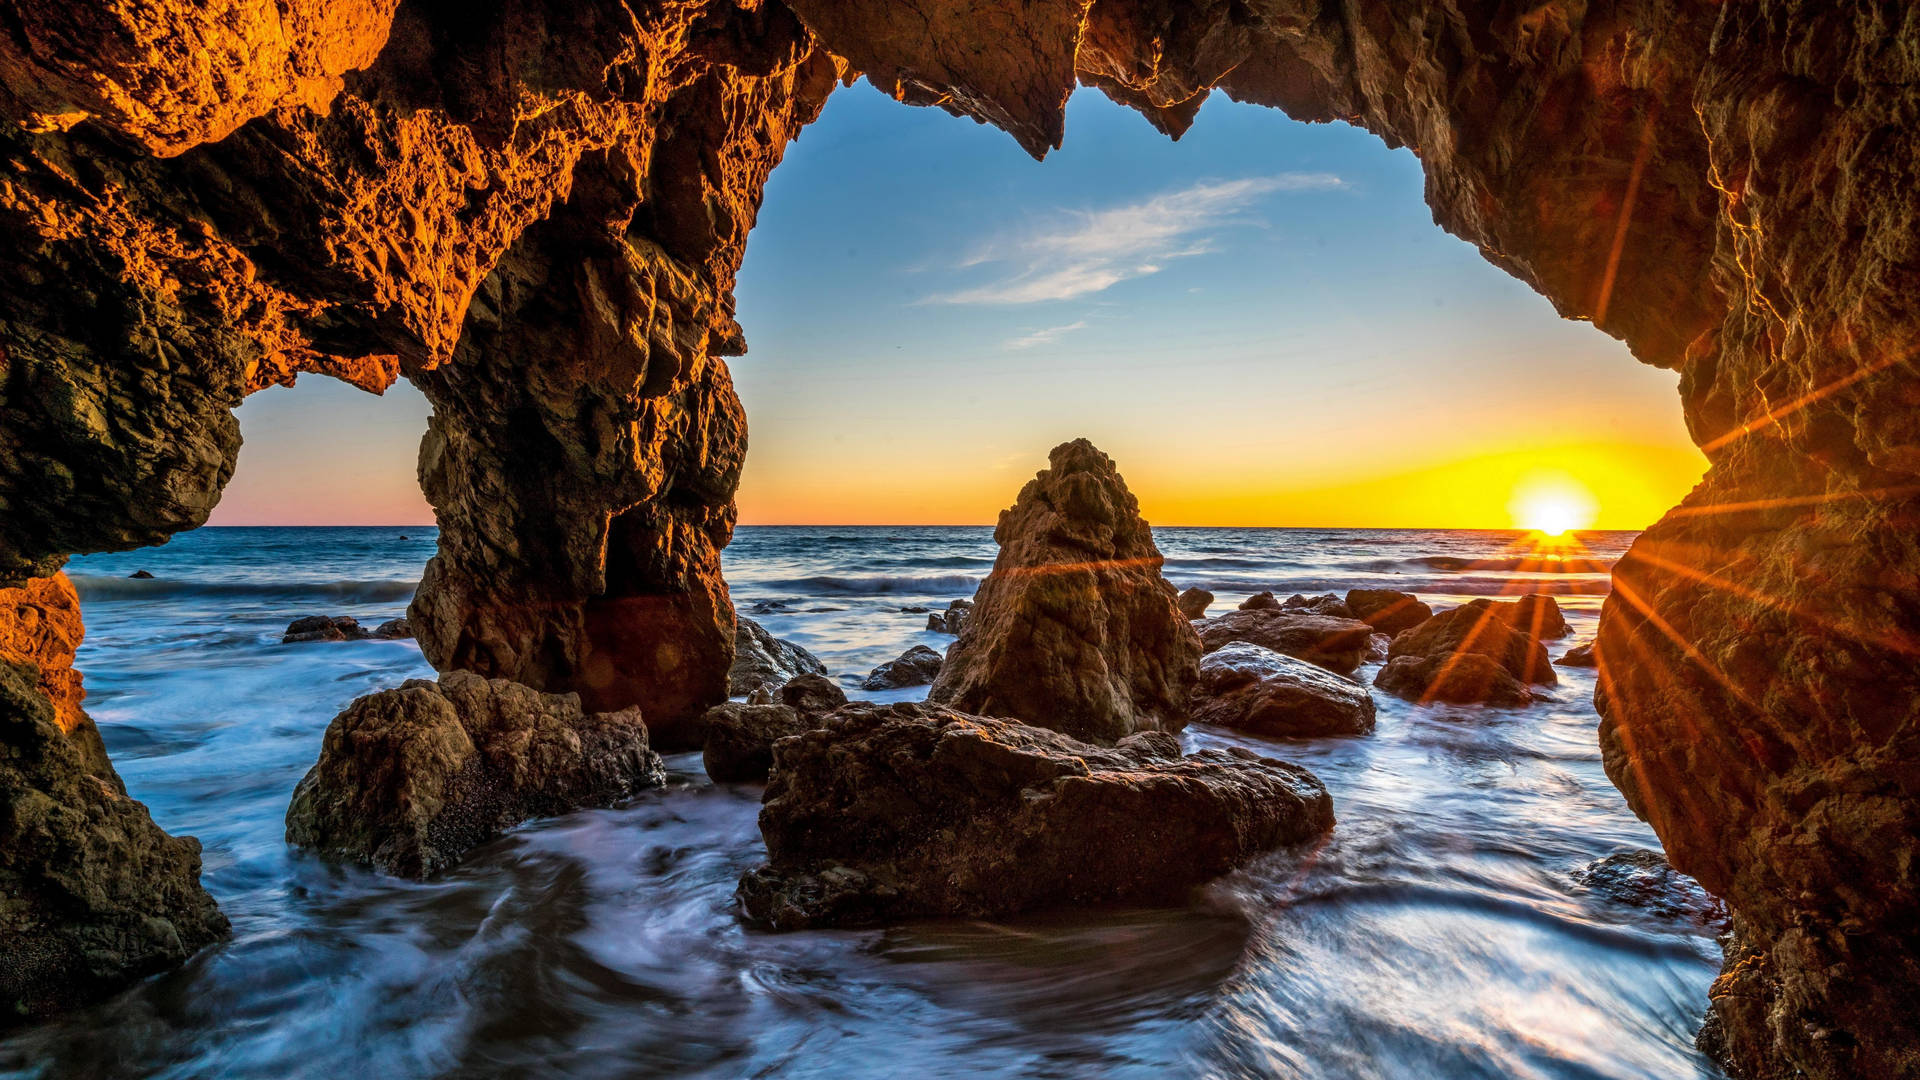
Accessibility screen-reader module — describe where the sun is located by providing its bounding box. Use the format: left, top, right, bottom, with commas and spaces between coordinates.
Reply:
1508, 470, 1600, 537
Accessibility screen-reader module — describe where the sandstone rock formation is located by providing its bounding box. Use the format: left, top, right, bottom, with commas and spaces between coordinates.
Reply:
0, 574, 226, 1023
1239, 591, 1280, 611
1190, 642, 1375, 738
859, 644, 943, 690
1345, 589, 1433, 637
371, 617, 413, 640
1176, 587, 1213, 620
1280, 593, 1354, 618
1556, 643, 1597, 668
2, 1, 1917, 1070
286, 671, 665, 878
1197, 610, 1375, 677
727, 616, 827, 703
1491, 594, 1570, 640
701, 672, 846, 782
736, 702, 1334, 928
927, 440, 1200, 743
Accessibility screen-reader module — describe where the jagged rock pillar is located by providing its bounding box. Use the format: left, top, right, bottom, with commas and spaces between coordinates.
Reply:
0, 573, 227, 1022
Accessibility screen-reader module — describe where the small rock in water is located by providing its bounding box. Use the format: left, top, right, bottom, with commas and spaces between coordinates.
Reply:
1556, 642, 1597, 667
371, 617, 412, 640
127, 569, 154, 579
1239, 591, 1281, 611
860, 644, 944, 690
898, 605, 931, 614
397, 534, 408, 540
925, 598, 973, 635
1574, 849, 1726, 926
283, 615, 371, 644
1190, 642, 1375, 737
1345, 589, 1433, 636
729, 616, 828, 697
736, 702, 1334, 928
1177, 587, 1213, 620
744, 599, 793, 615
1281, 593, 1354, 618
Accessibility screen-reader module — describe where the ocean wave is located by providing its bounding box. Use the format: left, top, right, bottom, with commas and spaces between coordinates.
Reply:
1412, 555, 1614, 574
69, 575, 419, 603
764, 573, 982, 595
1162, 556, 1296, 570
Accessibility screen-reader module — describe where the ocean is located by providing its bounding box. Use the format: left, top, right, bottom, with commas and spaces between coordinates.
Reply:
1, 525, 1725, 1079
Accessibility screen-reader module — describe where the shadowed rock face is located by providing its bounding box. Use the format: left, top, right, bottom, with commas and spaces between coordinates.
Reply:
0, 575, 226, 1022
2, 2, 1919, 1069
737, 702, 1335, 928
928, 440, 1201, 743
286, 671, 666, 878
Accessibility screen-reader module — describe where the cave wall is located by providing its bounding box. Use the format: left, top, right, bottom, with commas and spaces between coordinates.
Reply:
1, 1, 1916, 1075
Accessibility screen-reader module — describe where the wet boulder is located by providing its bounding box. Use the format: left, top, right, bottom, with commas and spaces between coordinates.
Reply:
928, 440, 1201, 743
127, 569, 154, 579
1176, 587, 1213, 620
1387, 600, 1558, 687
371, 617, 413, 640
728, 616, 828, 697
286, 672, 665, 878
1490, 593, 1570, 639
860, 644, 944, 690
1574, 849, 1725, 926
1197, 609, 1376, 676
1557, 642, 1597, 667
1190, 642, 1375, 737
925, 598, 973, 635
702, 675, 848, 783
736, 702, 1335, 928
282, 614, 371, 643
1374, 652, 1535, 706
1345, 589, 1433, 636
1239, 591, 1281, 610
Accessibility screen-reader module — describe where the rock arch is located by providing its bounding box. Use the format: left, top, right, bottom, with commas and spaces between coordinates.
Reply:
0, 3, 1913, 1076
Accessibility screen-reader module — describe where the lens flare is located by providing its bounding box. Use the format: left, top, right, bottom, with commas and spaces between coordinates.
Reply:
1509, 471, 1600, 537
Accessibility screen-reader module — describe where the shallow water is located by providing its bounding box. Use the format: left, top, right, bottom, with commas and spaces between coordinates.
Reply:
4, 526, 1725, 1079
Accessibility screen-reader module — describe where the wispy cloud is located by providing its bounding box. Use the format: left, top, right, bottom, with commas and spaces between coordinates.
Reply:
1004, 320, 1089, 350
927, 174, 1343, 305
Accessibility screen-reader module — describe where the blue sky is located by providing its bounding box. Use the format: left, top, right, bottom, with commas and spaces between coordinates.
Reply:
213, 82, 1702, 528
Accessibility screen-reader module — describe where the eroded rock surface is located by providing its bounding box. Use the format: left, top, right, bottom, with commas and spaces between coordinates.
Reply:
1388, 602, 1558, 687
0, 574, 225, 1023
701, 672, 846, 782
736, 702, 1334, 928
286, 671, 665, 878
1176, 587, 1213, 620
1190, 642, 1375, 738
925, 598, 972, 635
1197, 609, 1375, 677
928, 440, 1200, 743
727, 616, 827, 702
1345, 589, 1433, 637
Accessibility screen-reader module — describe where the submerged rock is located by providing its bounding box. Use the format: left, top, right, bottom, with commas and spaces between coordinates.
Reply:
283, 614, 371, 643
736, 702, 1334, 928
1190, 642, 1375, 737
928, 440, 1200, 743
286, 672, 666, 878
1345, 589, 1433, 636
924, 598, 973, 635
1176, 587, 1213, 620
860, 644, 943, 690
1574, 849, 1726, 926
1556, 642, 1597, 667
728, 616, 828, 697
1197, 610, 1376, 676
127, 569, 154, 579
1374, 652, 1534, 707
702, 674, 848, 783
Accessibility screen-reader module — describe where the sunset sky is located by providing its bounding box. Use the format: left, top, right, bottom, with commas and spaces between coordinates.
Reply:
212, 82, 1705, 530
